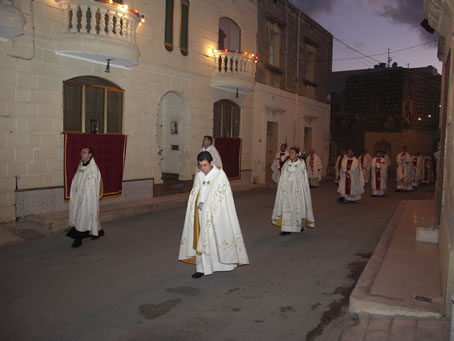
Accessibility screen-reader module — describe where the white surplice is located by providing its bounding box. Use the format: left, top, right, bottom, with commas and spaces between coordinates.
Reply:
335, 154, 346, 183
371, 157, 388, 196
306, 154, 322, 187
412, 156, 423, 187
338, 157, 364, 201
271, 151, 288, 183
200, 145, 223, 169
359, 153, 372, 184
396, 152, 414, 190
271, 159, 315, 232
179, 166, 249, 275
69, 157, 102, 236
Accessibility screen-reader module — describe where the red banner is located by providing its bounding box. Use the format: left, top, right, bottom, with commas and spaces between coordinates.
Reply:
214, 137, 241, 179
64, 133, 127, 200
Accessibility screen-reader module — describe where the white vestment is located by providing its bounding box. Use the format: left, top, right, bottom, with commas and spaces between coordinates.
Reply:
359, 153, 372, 184
371, 157, 388, 196
271, 159, 315, 232
335, 155, 346, 183
69, 158, 102, 236
338, 157, 364, 201
200, 145, 223, 169
396, 152, 414, 190
412, 156, 423, 187
179, 166, 249, 275
306, 154, 322, 187
383, 154, 391, 168
271, 151, 288, 183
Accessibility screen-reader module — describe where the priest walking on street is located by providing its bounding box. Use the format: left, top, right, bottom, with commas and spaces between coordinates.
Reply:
307, 149, 322, 187
199, 135, 223, 169
66, 147, 104, 248
337, 149, 364, 203
179, 152, 249, 278
396, 146, 414, 192
371, 151, 388, 197
272, 147, 315, 236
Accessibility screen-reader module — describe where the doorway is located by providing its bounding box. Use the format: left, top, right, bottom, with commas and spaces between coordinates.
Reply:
265, 121, 278, 183
304, 127, 312, 152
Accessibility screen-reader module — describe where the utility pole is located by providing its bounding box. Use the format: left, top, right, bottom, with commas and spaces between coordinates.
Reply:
387, 48, 392, 67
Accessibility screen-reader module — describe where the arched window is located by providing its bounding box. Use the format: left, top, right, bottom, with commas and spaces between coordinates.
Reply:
180, 0, 190, 56
218, 17, 241, 51
213, 100, 240, 138
63, 76, 123, 133
164, 0, 174, 51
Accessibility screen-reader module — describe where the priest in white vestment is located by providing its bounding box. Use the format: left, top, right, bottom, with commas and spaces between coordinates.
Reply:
66, 147, 104, 248
358, 150, 372, 184
337, 149, 364, 203
271, 147, 315, 236
335, 150, 346, 183
396, 146, 414, 192
412, 152, 423, 188
306, 149, 322, 187
198, 135, 223, 169
179, 151, 249, 278
271, 143, 289, 183
371, 151, 388, 197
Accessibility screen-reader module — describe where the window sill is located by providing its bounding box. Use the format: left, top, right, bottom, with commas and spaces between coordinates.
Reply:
265, 63, 284, 74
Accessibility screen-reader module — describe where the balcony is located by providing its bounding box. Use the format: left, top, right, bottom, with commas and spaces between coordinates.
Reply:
211, 50, 257, 93
0, 0, 25, 41
55, 0, 142, 68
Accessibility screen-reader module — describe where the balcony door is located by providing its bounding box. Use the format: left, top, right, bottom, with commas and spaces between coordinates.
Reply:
218, 17, 241, 51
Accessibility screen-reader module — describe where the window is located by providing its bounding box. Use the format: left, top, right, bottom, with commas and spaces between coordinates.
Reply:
180, 0, 190, 56
213, 100, 240, 138
268, 22, 281, 67
164, 0, 174, 51
63, 76, 124, 134
218, 17, 241, 51
305, 42, 317, 83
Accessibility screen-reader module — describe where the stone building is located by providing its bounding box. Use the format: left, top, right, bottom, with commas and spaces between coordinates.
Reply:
0, 0, 332, 222
331, 64, 441, 174
425, 0, 454, 317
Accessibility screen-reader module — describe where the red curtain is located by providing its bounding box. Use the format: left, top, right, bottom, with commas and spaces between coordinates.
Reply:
214, 137, 241, 179
64, 133, 127, 200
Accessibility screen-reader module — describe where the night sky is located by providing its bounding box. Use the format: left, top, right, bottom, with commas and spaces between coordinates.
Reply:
291, 0, 441, 72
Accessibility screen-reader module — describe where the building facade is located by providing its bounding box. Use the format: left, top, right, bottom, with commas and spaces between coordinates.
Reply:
331, 64, 441, 174
0, 0, 332, 222
424, 0, 454, 317
253, 0, 332, 183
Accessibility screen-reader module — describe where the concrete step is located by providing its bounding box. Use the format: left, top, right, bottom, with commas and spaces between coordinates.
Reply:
350, 200, 443, 318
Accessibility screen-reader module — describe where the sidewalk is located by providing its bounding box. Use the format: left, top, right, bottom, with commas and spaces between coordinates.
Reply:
340, 315, 449, 340
0, 183, 272, 246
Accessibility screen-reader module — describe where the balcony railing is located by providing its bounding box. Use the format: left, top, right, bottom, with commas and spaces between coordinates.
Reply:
55, 0, 142, 68
211, 50, 257, 92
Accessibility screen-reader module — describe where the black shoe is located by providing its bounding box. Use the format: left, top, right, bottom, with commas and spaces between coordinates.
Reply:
300, 227, 305, 232
72, 239, 82, 248
337, 197, 345, 203
395, 189, 401, 192
191, 272, 204, 279
371, 195, 377, 197
91, 229, 105, 240
279, 232, 292, 236
348, 200, 356, 204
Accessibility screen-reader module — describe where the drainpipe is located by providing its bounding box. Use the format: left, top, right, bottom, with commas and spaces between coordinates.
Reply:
451, 295, 454, 341
295, 12, 300, 148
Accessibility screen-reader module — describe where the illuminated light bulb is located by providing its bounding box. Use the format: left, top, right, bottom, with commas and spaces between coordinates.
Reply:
225, 49, 228, 52
418, 117, 422, 121
134, 10, 138, 13
251, 54, 255, 57
139, 22, 142, 26
109, 0, 113, 3
428, 115, 432, 118
244, 52, 248, 55
141, 18, 145, 23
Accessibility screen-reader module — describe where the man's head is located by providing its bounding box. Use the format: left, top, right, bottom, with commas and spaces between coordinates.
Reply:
360, 150, 365, 156
197, 151, 214, 174
340, 150, 346, 156
202, 136, 213, 148
80, 147, 93, 162
415, 152, 420, 156
401, 145, 407, 153
347, 149, 354, 158
289, 147, 299, 161
375, 151, 382, 158
280, 143, 287, 152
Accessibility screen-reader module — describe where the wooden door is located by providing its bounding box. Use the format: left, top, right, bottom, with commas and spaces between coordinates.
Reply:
265, 122, 278, 183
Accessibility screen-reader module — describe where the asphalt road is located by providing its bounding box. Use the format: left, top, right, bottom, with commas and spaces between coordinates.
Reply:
0, 180, 434, 341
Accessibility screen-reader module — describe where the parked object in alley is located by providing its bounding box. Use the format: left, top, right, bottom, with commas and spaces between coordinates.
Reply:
396, 146, 414, 192
371, 151, 388, 197
337, 149, 364, 203
272, 147, 315, 236
179, 151, 249, 278
66, 147, 104, 248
